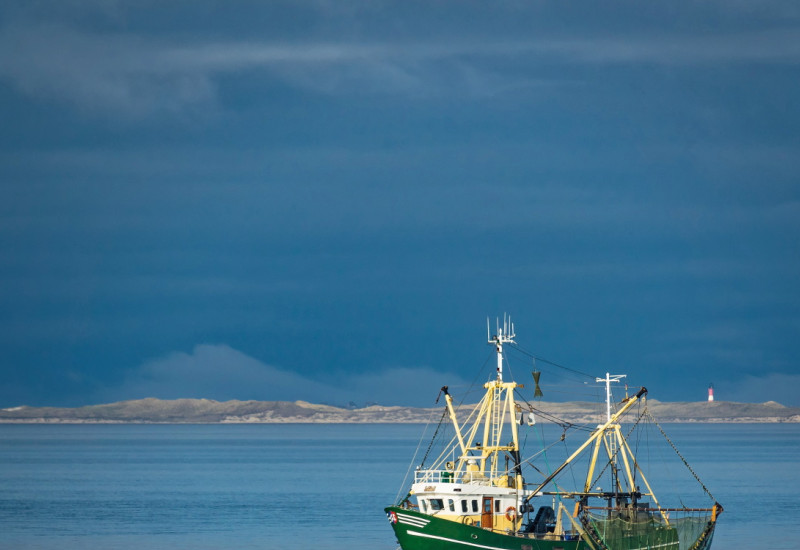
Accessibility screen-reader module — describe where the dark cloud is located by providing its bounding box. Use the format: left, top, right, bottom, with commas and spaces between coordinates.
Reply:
96, 344, 469, 407
0, 1, 798, 407
4, 10, 800, 118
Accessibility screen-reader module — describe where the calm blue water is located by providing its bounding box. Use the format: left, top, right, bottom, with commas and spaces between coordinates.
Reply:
0, 423, 797, 549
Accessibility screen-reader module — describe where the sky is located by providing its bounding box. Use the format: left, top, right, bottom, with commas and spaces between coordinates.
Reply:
1, 1, 799, 408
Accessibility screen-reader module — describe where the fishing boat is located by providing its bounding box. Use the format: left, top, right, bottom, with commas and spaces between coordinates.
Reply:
385, 316, 722, 550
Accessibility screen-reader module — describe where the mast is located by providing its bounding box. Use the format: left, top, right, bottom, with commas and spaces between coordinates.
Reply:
596, 373, 626, 422
435, 316, 524, 486
488, 314, 515, 382
483, 315, 519, 480
524, 386, 647, 504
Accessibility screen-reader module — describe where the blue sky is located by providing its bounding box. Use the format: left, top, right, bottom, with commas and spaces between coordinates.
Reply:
1, 1, 799, 408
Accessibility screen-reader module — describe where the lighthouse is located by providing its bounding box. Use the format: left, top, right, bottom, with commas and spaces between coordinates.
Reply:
708, 383, 714, 402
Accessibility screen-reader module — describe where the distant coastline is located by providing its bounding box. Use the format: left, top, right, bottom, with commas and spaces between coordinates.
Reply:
1, 398, 798, 423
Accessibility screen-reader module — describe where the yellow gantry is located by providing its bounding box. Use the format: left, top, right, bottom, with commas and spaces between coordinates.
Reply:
443, 379, 521, 485
525, 387, 648, 503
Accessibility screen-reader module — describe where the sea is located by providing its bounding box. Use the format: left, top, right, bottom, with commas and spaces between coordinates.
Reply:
0, 422, 797, 550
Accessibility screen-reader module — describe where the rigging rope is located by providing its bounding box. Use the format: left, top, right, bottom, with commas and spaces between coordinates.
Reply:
513, 388, 592, 431
645, 410, 717, 502
394, 407, 441, 504
419, 408, 449, 468
509, 343, 596, 380
587, 408, 647, 491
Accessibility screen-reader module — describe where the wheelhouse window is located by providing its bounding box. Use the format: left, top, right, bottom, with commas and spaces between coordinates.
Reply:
461, 500, 468, 513
429, 498, 444, 511
471, 500, 479, 513
448, 499, 455, 512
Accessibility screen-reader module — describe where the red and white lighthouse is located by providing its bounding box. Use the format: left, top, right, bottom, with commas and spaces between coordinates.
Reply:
708, 383, 714, 402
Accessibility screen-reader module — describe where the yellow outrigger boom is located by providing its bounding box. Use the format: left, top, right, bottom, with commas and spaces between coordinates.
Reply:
525, 386, 647, 503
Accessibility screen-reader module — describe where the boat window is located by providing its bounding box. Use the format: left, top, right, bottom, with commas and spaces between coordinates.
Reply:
429, 498, 444, 511
471, 500, 478, 513
421, 500, 428, 512
448, 499, 455, 512
495, 500, 500, 513
461, 500, 468, 513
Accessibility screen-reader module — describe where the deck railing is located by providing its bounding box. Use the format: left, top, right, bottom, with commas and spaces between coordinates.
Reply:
414, 469, 456, 483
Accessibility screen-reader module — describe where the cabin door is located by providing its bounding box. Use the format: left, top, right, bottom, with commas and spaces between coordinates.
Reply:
482, 497, 493, 530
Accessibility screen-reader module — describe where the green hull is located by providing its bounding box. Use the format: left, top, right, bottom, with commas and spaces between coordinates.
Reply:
385, 506, 585, 550
385, 506, 717, 550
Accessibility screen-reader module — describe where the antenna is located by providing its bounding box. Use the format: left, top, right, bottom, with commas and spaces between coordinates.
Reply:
489, 314, 516, 381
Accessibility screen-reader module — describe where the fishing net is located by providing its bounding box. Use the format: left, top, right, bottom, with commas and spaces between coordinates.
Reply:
582, 509, 717, 550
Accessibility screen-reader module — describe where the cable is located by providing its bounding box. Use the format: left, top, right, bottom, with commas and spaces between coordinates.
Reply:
508, 344, 596, 380
644, 409, 717, 503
